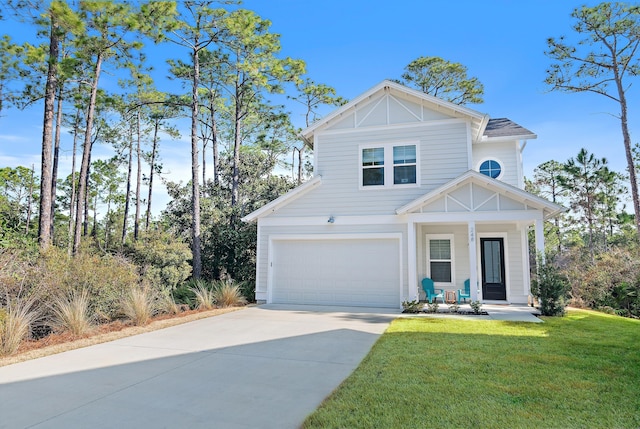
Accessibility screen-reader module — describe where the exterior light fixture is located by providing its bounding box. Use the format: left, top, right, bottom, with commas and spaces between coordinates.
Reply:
328, 216, 335, 223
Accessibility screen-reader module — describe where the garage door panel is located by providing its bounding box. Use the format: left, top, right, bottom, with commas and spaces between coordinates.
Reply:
271, 238, 400, 308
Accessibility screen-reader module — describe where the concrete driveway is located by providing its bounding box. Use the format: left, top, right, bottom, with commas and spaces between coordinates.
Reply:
0, 305, 397, 429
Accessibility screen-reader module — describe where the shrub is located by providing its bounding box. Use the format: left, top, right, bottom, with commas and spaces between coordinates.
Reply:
50, 289, 92, 336
425, 301, 439, 313
190, 280, 216, 310
172, 284, 196, 309
124, 230, 192, 291
0, 298, 39, 356
532, 254, 569, 316
469, 300, 483, 315
157, 291, 181, 315
401, 300, 424, 313
121, 287, 155, 326
211, 280, 248, 308
36, 248, 139, 321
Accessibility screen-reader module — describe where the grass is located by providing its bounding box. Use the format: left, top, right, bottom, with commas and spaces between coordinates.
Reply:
0, 298, 39, 356
302, 309, 640, 429
50, 289, 93, 336
121, 287, 154, 326
211, 280, 248, 308
191, 281, 216, 310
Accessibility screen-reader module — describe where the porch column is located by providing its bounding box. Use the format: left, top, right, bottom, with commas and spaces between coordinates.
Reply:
468, 221, 479, 301
534, 214, 545, 262
407, 220, 418, 301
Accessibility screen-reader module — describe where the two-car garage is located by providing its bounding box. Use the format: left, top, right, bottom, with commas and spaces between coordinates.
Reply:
268, 235, 401, 308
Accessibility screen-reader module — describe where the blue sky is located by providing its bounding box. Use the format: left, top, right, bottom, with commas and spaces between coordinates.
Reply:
0, 0, 636, 213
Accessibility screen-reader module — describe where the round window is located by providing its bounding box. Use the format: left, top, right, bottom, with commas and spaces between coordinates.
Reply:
479, 160, 502, 179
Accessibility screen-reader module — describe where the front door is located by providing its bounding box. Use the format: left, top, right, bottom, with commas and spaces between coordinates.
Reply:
480, 238, 506, 300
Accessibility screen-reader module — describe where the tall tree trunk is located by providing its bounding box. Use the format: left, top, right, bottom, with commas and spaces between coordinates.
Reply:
26, 164, 35, 235
68, 108, 80, 256
83, 149, 92, 237
231, 80, 241, 208
146, 118, 159, 231
38, 17, 59, 250
73, 53, 102, 255
615, 76, 640, 242
297, 145, 304, 185
91, 192, 97, 237
191, 42, 202, 279
134, 110, 142, 240
122, 134, 133, 245
201, 133, 207, 188
212, 109, 219, 187
50, 82, 64, 241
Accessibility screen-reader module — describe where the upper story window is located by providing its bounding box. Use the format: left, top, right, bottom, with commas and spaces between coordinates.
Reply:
361, 142, 418, 188
393, 145, 417, 184
478, 159, 502, 179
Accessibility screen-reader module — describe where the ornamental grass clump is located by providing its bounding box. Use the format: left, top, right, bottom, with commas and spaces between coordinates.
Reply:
121, 287, 154, 326
190, 280, 216, 310
211, 280, 248, 308
50, 289, 92, 336
0, 298, 39, 356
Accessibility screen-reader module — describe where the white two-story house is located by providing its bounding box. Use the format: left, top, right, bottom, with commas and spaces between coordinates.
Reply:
242, 80, 563, 308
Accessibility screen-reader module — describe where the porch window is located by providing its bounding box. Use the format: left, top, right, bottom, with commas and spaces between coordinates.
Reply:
361, 143, 418, 188
427, 235, 453, 284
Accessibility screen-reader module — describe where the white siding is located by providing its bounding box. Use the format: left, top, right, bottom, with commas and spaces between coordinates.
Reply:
419, 225, 469, 298
274, 120, 470, 217
472, 140, 521, 188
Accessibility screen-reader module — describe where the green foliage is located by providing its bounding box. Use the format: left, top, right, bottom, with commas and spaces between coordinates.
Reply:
35, 247, 139, 321
532, 254, 569, 316
401, 299, 423, 313
172, 284, 196, 309
398, 56, 484, 105
425, 301, 439, 313
469, 300, 483, 315
124, 230, 192, 291
563, 247, 640, 318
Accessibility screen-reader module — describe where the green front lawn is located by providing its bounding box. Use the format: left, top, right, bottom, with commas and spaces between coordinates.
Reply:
303, 310, 640, 429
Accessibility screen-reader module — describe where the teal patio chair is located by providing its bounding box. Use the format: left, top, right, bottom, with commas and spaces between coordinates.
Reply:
422, 277, 444, 303
457, 279, 471, 303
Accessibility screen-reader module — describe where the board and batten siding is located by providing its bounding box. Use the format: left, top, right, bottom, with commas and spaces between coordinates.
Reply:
255, 222, 409, 303
472, 140, 522, 188
273, 120, 471, 218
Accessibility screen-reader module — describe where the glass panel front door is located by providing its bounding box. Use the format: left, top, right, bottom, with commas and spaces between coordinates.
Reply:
480, 238, 506, 300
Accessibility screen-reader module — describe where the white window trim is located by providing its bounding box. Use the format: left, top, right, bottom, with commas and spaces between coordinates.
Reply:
476, 157, 504, 180
425, 233, 455, 287
359, 141, 420, 189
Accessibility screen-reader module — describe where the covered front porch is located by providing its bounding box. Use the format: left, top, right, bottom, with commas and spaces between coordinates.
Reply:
396, 171, 564, 305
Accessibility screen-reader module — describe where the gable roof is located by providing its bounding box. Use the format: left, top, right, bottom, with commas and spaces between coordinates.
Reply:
241, 175, 322, 222
301, 80, 490, 145
396, 170, 565, 220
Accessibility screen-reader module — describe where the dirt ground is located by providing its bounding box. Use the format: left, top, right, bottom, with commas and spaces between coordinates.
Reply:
0, 306, 246, 367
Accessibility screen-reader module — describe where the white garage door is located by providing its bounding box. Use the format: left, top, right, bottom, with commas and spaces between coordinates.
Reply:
270, 237, 400, 308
